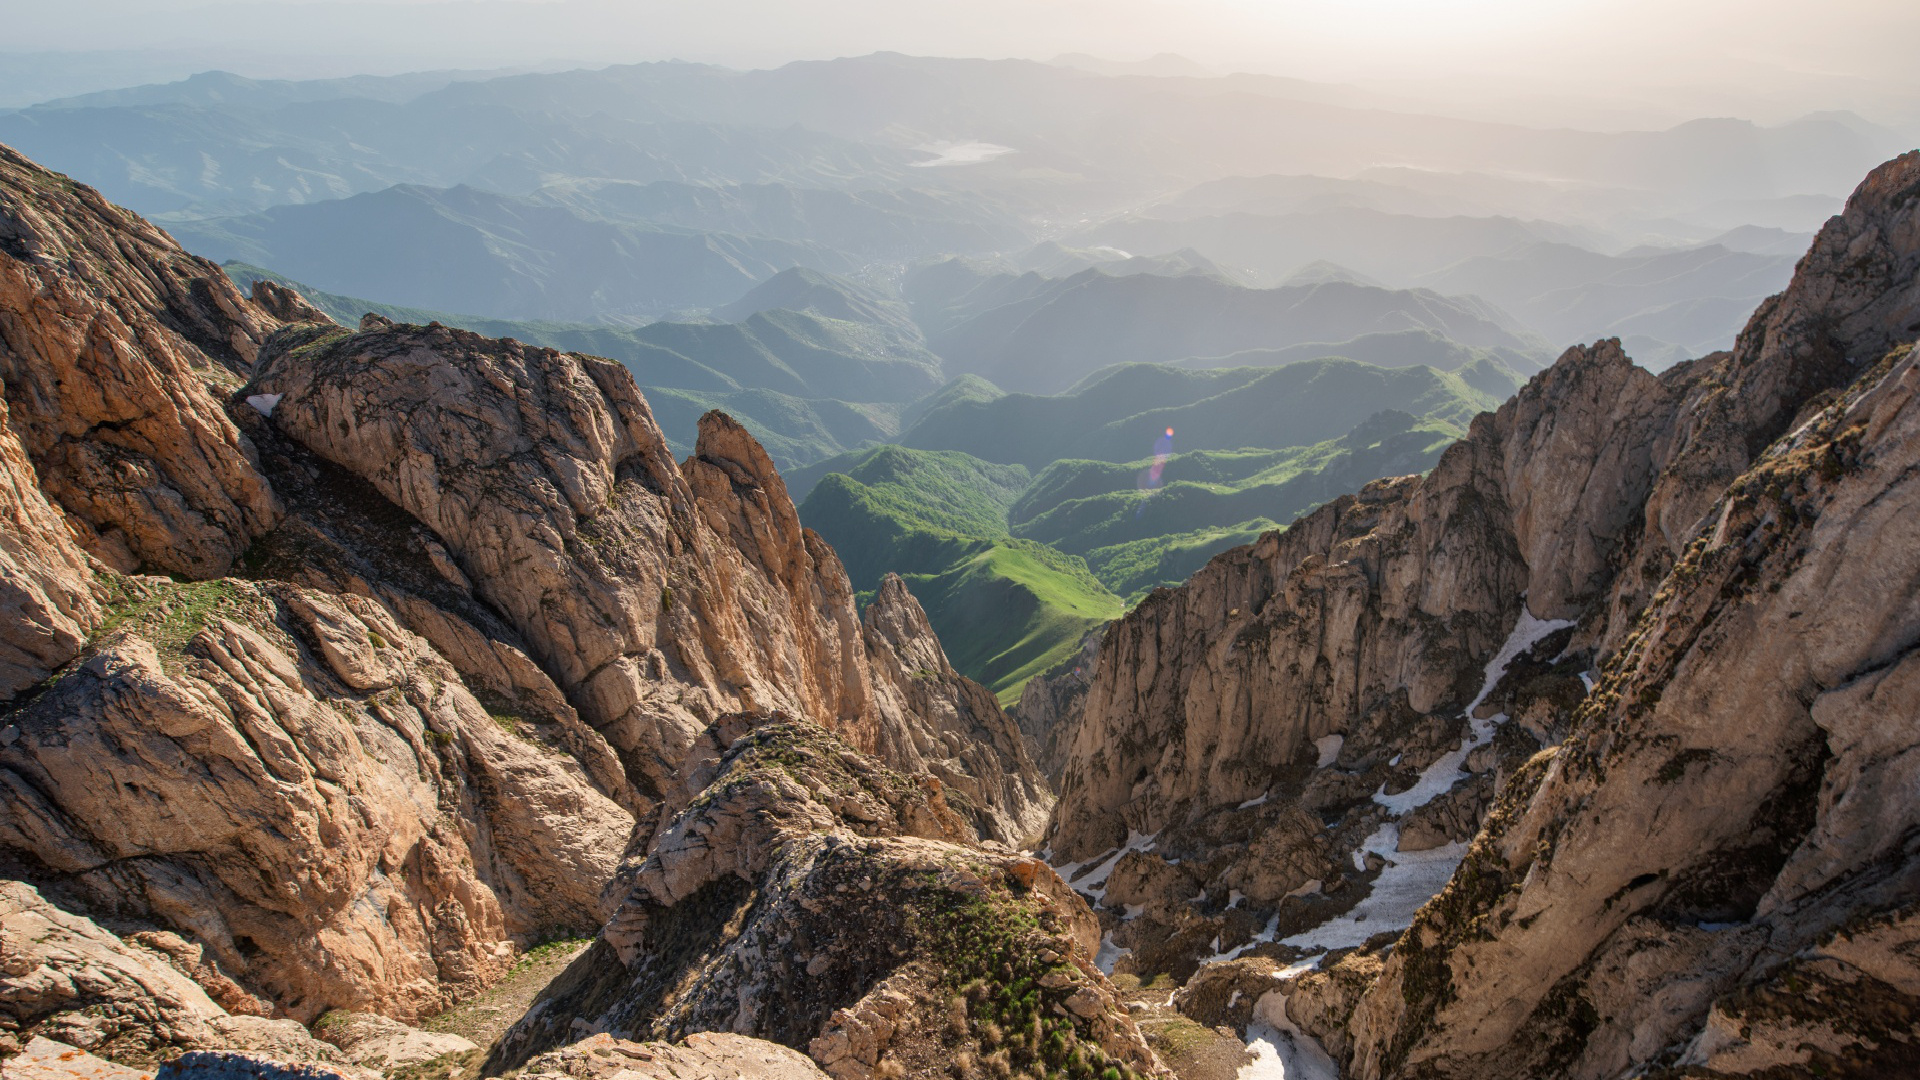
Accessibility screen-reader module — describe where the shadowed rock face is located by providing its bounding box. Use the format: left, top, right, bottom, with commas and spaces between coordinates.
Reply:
494, 715, 1160, 1080
1324, 152, 1920, 1080
1041, 151, 1920, 1076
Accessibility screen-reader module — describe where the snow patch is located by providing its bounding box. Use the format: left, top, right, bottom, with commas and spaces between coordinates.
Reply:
1053, 831, 1157, 904
1094, 931, 1131, 975
1239, 990, 1340, 1080
1238, 793, 1271, 809
1283, 824, 1468, 952
1371, 609, 1575, 816
1314, 734, 1344, 768
245, 393, 282, 417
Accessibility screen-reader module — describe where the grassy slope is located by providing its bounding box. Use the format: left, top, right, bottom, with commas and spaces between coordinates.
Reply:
798, 446, 1122, 704
898, 357, 1512, 470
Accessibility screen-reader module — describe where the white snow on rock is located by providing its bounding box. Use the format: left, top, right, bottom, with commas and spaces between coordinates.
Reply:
1052, 830, 1157, 904
1373, 609, 1574, 815
245, 393, 282, 417
1314, 734, 1344, 768
1094, 930, 1132, 975
1238, 990, 1341, 1080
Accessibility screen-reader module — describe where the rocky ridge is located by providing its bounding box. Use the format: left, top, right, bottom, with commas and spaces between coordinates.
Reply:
495, 713, 1164, 1080
1041, 151, 1920, 1075
0, 140, 1045, 1067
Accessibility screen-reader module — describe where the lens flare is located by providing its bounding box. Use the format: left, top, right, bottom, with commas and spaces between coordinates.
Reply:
1139, 425, 1176, 498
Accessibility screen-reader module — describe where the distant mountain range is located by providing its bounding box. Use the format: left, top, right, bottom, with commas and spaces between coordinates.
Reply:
906, 261, 1547, 393
2, 57, 1899, 221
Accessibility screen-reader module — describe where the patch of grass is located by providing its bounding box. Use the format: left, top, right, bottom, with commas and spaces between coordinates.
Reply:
89, 578, 247, 671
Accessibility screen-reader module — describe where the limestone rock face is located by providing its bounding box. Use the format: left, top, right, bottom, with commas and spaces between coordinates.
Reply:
243, 322, 1042, 836
494, 716, 1160, 1080
1335, 339, 1920, 1079
0, 388, 102, 699
0, 144, 279, 581
0, 882, 333, 1065
0, 581, 629, 1023
0, 136, 1048, 1048
1049, 151, 1920, 1072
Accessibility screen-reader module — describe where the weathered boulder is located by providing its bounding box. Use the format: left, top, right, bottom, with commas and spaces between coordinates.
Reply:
0, 582, 628, 1022
518, 1031, 827, 1080
494, 716, 1160, 1080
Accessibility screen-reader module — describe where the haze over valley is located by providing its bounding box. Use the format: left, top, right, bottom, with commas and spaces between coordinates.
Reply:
1, 5, 1918, 1080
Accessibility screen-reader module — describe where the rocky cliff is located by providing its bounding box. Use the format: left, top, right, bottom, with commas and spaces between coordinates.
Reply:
1041, 150, 1920, 1073
495, 713, 1163, 1080
0, 141, 1046, 1057
1315, 151, 1920, 1080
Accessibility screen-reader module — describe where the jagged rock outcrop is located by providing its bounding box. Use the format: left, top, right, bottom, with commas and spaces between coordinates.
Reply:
0, 144, 279, 582
241, 320, 1045, 839
861, 575, 1052, 843
1045, 152, 1920, 1073
494, 715, 1161, 1080
0, 580, 629, 1023
0, 881, 338, 1065
0, 139, 1051, 1060
1328, 341, 1920, 1076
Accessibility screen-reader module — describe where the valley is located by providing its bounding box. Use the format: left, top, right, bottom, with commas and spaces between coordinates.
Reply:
0, 36, 1916, 1080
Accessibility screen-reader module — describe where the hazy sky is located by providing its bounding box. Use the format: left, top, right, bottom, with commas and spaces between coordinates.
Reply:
5, 0, 1919, 128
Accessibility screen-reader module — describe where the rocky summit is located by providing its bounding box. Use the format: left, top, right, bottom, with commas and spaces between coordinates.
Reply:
0, 121, 1916, 1080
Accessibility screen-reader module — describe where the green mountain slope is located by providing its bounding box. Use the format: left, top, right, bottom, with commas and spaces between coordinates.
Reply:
1016, 409, 1460, 600
797, 446, 1123, 703
899, 357, 1516, 469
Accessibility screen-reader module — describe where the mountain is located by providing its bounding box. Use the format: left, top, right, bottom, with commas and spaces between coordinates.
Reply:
797, 446, 1125, 702
2, 56, 1898, 222
712, 266, 924, 340
896, 358, 1517, 469
909, 266, 1547, 394
1416, 238, 1798, 365
1009, 241, 1238, 282
790, 360, 1510, 694
0, 141, 1051, 1061
1066, 206, 1582, 286
1009, 409, 1462, 597
1036, 150, 1920, 1077
223, 264, 940, 469
529, 177, 1027, 260
1172, 326, 1541, 381
172, 184, 846, 323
